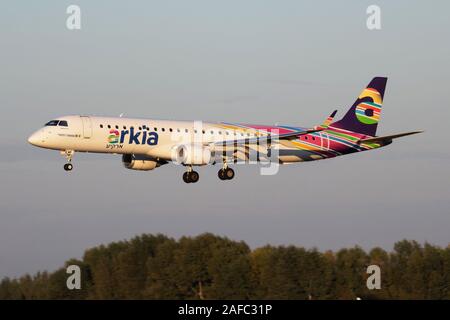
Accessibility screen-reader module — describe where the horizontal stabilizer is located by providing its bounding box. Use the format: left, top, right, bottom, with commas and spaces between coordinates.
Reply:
358, 131, 423, 144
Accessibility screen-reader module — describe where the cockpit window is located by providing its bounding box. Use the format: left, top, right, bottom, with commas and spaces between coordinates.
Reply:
59, 120, 68, 127
45, 120, 59, 126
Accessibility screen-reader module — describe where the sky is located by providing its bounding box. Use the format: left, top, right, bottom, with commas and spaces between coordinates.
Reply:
0, 1, 449, 278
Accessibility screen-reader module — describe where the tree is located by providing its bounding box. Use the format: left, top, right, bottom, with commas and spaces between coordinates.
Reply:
0, 235, 448, 300
334, 247, 369, 299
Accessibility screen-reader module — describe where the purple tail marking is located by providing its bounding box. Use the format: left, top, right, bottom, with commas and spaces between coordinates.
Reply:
331, 77, 387, 137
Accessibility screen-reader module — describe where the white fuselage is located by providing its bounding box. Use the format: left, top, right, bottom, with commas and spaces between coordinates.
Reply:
27, 111, 405, 183
27, 115, 276, 163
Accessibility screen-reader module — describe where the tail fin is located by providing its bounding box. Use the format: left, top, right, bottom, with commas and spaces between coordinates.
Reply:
331, 77, 387, 136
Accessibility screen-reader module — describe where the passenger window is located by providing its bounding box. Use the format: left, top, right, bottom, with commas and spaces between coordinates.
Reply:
162, 128, 165, 132
107, 125, 111, 129
154, 127, 157, 131
100, 124, 103, 128
115, 125, 119, 129
45, 120, 59, 126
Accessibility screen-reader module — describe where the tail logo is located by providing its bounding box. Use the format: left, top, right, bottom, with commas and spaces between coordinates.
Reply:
355, 88, 382, 125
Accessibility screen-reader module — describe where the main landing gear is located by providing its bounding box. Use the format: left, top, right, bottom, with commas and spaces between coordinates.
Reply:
183, 167, 199, 183
218, 166, 235, 181
62, 150, 74, 172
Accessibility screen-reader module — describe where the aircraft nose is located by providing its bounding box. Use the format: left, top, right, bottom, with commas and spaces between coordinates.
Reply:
28, 132, 44, 146
28, 133, 38, 146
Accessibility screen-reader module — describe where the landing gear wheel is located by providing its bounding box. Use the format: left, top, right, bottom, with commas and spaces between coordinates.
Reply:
64, 163, 73, 171
218, 169, 227, 180
189, 171, 199, 183
225, 168, 234, 180
218, 168, 235, 180
183, 171, 199, 183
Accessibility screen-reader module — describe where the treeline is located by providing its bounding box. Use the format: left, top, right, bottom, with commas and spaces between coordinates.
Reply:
0, 233, 449, 300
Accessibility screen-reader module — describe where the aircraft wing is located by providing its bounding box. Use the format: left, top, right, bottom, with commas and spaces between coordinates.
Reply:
213, 128, 321, 147
358, 131, 423, 144
214, 110, 338, 147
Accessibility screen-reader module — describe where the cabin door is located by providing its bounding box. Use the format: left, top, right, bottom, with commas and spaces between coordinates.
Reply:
80, 116, 93, 139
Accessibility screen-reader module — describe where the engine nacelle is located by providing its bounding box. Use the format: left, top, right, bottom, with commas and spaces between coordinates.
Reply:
122, 154, 159, 171
174, 144, 212, 165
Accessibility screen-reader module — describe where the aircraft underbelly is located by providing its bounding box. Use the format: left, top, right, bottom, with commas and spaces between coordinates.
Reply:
277, 145, 326, 162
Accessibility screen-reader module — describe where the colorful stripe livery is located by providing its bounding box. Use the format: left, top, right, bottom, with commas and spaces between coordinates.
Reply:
214, 78, 391, 162
215, 122, 379, 163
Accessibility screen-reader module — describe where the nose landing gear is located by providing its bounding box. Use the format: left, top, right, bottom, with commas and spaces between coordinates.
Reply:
62, 150, 74, 172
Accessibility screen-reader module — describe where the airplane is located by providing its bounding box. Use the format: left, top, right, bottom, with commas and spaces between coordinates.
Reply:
28, 77, 422, 183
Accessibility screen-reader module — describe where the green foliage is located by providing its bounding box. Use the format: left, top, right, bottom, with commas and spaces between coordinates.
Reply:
0, 235, 448, 300
145, 233, 252, 299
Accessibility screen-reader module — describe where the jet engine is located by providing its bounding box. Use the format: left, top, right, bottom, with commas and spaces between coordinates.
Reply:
122, 154, 164, 171
174, 144, 212, 165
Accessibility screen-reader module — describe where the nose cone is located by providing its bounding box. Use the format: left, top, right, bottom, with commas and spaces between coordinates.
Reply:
28, 132, 44, 147
27, 133, 38, 146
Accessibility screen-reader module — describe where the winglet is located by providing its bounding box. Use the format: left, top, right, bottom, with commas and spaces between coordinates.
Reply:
316, 110, 338, 130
